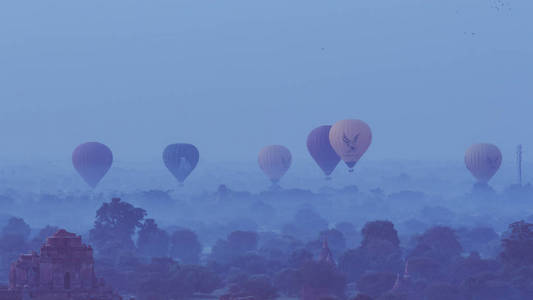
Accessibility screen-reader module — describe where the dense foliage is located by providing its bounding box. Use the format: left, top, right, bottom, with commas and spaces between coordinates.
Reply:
2, 188, 533, 300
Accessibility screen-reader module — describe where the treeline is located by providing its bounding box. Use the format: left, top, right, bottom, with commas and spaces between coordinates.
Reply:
1, 197, 533, 299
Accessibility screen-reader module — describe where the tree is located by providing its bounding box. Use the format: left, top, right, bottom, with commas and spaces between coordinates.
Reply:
29, 225, 59, 250
136, 258, 182, 299
135, 258, 220, 300
450, 252, 501, 283
365, 238, 403, 271
0, 217, 31, 283
410, 226, 462, 263
258, 233, 303, 263
501, 220, 533, 266
460, 273, 521, 300
170, 229, 202, 264
89, 198, 146, 260
223, 274, 278, 300
232, 253, 274, 275
137, 219, 169, 258
356, 272, 396, 298
174, 265, 221, 294
211, 230, 258, 264
228, 230, 258, 254
361, 221, 400, 249
300, 261, 346, 300
424, 283, 465, 300
2, 217, 30, 240
0, 217, 31, 253
274, 268, 302, 296
339, 249, 368, 281
288, 249, 313, 269
339, 221, 402, 281
406, 257, 442, 281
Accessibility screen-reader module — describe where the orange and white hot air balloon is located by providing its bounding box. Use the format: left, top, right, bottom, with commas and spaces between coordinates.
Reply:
465, 143, 502, 183
329, 119, 372, 172
258, 145, 292, 184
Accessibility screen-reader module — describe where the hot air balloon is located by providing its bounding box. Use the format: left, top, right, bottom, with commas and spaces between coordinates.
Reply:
72, 142, 113, 188
258, 145, 292, 184
329, 119, 372, 172
465, 143, 502, 183
163, 143, 199, 185
307, 125, 340, 179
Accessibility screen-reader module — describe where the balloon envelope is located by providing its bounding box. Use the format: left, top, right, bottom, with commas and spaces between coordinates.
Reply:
258, 145, 292, 183
72, 142, 113, 188
465, 143, 502, 183
163, 143, 199, 183
329, 119, 372, 170
307, 125, 340, 176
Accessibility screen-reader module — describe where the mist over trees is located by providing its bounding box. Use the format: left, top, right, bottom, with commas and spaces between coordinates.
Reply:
1, 174, 532, 300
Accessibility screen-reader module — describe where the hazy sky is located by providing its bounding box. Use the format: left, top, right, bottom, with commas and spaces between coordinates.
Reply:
1, 0, 532, 164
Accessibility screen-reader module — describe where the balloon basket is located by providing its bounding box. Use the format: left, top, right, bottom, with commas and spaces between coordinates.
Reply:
348, 169, 354, 173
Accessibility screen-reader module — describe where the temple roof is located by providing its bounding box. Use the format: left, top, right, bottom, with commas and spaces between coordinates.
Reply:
52, 229, 77, 238
43, 229, 87, 252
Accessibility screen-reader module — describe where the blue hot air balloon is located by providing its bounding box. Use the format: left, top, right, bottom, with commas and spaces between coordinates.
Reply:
307, 125, 340, 178
163, 143, 199, 184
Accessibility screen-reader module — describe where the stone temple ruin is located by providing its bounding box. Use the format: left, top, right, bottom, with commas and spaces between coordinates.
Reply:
0, 229, 121, 300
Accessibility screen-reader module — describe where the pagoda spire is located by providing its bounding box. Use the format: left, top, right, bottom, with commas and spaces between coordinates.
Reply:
391, 273, 401, 291
319, 235, 335, 265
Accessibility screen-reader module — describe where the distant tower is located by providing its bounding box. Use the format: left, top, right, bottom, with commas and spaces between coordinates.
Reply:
390, 260, 411, 293
517, 145, 523, 186
403, 260, 410, 280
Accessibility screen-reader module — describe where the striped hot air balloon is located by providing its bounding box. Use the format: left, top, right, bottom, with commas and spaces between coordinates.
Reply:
465, 143, 502, 183
258, 145, 292, 183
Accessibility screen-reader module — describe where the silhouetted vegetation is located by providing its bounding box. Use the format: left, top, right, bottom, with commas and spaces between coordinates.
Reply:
2, 181, 533, 300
